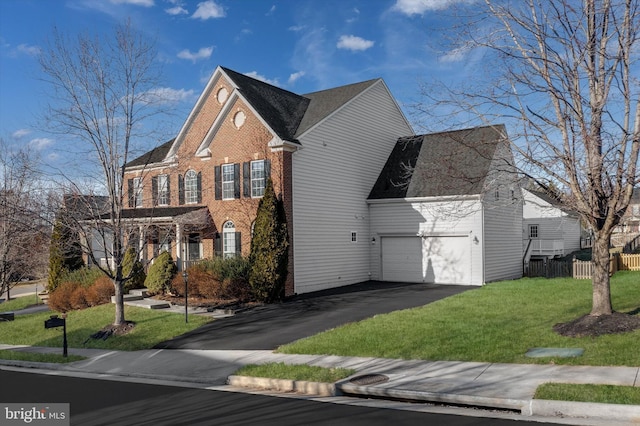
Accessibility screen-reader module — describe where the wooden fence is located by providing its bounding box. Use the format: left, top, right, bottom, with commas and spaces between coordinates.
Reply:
525, 259, 571, 278
572, 253, 640, 279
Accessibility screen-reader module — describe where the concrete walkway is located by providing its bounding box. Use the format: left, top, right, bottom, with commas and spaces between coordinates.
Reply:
1, 344, 638, 424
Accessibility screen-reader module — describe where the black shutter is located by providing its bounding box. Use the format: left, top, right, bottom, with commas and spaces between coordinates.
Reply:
214, 166, 222, 200
235, 232, 242, 256
264, 159, 271, 180
234, 163, 240, 199
243, 162, 250, 197
151, 176, 158, 206
166, 176, 171, 205
214, 233, 222, 257
178, 174, 185, 205
197, 172, 202, 203
127, 179, 134, 208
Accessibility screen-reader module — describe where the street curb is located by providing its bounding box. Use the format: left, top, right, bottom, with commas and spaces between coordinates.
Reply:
526, 399, 640, 423
227, 375, 339, 397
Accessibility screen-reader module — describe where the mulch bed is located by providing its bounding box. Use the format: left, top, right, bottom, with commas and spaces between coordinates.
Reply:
553, 312, 640, 337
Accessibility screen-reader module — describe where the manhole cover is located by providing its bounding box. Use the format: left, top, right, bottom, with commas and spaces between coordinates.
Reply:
349, 374, 389, 386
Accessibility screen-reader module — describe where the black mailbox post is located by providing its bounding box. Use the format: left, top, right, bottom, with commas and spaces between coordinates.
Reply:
44, 315, 67, 357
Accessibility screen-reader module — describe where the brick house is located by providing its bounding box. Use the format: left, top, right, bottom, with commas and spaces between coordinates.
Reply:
122, 66, 413, 296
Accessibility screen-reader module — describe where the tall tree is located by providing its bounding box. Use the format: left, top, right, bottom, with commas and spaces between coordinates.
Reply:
0, 140, 50, 299
420, 0, 639, 320
38, 21, 165, 325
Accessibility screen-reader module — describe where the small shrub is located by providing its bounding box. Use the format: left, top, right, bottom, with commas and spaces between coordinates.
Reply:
48, 281, 80, 313
62, 267, 104, 288
86, 276, 115, 306
144, 251, 177, 295
122, 247, 146, 293
69, 286, 89, 310
221, 277, 252, 300
170, 267, 203, 297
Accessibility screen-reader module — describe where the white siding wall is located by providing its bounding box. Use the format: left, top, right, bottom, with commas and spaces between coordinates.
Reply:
368, 199, 484, 285
291, 82, 413, 294
482, 144, 523, 282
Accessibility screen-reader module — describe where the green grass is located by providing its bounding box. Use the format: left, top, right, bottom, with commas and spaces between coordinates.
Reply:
0, 304, 212, 351
0, 296, 43, 312
0, 350, 85, 363
535, 383, 640, 405
279, 271, 640, 366
234, 363, 355, 383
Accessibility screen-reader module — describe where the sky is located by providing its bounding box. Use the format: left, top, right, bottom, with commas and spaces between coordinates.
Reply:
0, 0, 478, 175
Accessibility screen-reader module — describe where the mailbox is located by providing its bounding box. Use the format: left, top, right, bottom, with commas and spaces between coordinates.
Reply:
44, 315, 68, 357
45, 315, 65, 328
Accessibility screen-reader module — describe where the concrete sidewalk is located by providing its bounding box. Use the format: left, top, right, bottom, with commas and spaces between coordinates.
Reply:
1, 344, 638, 424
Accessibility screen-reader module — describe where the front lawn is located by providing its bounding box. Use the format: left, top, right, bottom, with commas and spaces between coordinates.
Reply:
0, 304, 212, 351
234, 363, 355, 383
279, 271, 640, 366
535, 383, 640, 405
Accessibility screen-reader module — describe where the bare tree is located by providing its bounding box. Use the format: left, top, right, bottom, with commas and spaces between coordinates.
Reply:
419, 0, 639, 319
0, 139, 51, 299
38, 21, 166, 325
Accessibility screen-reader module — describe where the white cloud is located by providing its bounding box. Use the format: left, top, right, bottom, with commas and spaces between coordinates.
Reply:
337, 35, 374, 51
166, 5, 188, 15
244, 71, 280, 87
439, 46, 471, 63
12, 129, 31, 139
16, 43, 40, 57
288, 25, 305, 32
177, 46, 213, 62
110, 0, 154, 6
140, 87, 195, 104
266, 5, 276, 16
28, 138, 55, 150
392, 0, 474, 15
192, 1, 225, 20
288, 71, 305, 85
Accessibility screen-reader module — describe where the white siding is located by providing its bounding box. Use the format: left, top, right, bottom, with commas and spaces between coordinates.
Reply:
369, 199, 484, 285
291, 82, 413, 294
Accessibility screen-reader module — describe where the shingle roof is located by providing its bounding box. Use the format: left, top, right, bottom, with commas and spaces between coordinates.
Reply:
369, 125, 508, 199
221, 67, 309, 142
125, 139, 175, 168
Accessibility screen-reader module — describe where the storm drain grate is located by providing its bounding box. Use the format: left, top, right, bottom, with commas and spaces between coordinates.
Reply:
349, 374, 389, 386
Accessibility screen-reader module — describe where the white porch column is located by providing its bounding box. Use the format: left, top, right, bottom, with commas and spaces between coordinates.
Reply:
138, 225, 145, 262
176, 223, 183, 271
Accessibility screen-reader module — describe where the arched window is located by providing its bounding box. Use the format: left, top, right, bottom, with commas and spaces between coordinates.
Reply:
223, 221, 236, 258
185, 170, 198, 204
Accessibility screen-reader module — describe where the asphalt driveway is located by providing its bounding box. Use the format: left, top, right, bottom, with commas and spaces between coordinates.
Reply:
154, 281, 472, 350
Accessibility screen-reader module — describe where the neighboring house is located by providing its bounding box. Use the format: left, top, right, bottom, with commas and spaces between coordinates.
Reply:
122, 66, 414, 296
616, 188, 640, 234
522, 188, 582, 262
367, 125, 523, 286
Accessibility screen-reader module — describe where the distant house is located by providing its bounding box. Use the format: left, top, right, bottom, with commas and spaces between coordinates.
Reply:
616, 188, 640, 234
522, 188, 582, 262
367, 125, 523, 286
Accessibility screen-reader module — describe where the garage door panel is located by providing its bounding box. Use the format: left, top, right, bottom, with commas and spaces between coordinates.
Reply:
382, 236, 470, 285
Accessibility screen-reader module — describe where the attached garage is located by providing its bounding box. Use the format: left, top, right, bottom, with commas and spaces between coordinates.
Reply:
381, 235, 471, 285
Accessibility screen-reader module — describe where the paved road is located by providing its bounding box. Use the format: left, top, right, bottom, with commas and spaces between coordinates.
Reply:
0, 369, 561, 426
154, 281, 473, 350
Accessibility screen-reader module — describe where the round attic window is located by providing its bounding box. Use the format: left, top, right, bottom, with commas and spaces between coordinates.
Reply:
216, 87, 228, 104
233, 111, 246, 128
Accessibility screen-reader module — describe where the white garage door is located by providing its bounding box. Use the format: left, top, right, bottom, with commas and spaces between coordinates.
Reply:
381, 236, 471, 285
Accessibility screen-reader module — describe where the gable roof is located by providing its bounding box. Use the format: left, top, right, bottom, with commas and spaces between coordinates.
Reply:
295, 79, 380, 137
368, 125, 508, 199
125, 139, 175, 168
221, 67, 309, 142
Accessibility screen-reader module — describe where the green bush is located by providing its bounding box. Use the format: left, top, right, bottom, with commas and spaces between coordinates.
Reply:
144, 251, 177, 295
122, 247, 146, 293
249, 179, 288, 302
198, 256, 250, 282
61, 267, 104, 288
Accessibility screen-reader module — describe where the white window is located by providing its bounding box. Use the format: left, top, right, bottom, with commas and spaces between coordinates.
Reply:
133, 177, 143, 207
223, 221, 236, 258
251, 160, 266, 197
351, 232, 357, 242
185, 170, 198, 204
158, 175, 169, 206
222, 164, 235, 200
529, 224, 539, 239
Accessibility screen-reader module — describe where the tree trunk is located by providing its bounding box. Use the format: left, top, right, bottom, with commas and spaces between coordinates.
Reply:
590, 233, 613, 316
113, 277, 125, 326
